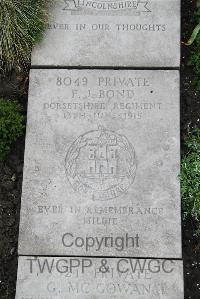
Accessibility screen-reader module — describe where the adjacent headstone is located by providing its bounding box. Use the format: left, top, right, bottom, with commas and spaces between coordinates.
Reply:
18, 69, 181, 257
31, 0, 180, 67
15, 256, 184, 299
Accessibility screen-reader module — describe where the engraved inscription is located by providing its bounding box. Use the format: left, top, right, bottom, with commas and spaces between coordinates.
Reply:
62, 0, 151, 16
43, 75, 163, 121
65, 126, 137, 200
16, 257, 182, 298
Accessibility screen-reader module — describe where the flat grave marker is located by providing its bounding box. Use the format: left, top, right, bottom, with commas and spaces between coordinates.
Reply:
15, 256, 184, 299
32, 0, 180, 67
18, 69, 181, 257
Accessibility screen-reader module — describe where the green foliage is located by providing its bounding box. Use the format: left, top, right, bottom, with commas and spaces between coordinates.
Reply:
0, 0, 51, 72
0, 98, 24, 160
187, 2, 200, 89
185, 24, 200, 46
189, 50, 200, 89
181, 129, 200, 230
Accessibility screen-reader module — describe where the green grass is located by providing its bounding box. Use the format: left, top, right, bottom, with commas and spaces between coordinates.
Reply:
0, 98, 24, 160
181, 129, 200, 233
0, 0, 51, 72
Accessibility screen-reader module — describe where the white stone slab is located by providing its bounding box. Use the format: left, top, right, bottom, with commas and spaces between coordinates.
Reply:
18, 69, 181, 257
15, 256, 184, 299
31, 0, 180, 67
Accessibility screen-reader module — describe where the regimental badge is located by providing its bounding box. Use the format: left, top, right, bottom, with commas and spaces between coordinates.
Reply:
65, 127, 137, 200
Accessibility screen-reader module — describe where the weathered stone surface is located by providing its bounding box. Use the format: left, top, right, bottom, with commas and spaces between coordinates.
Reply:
31, 0, 180, 67
15, 256, 184, 299
18, 69, 181, 257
